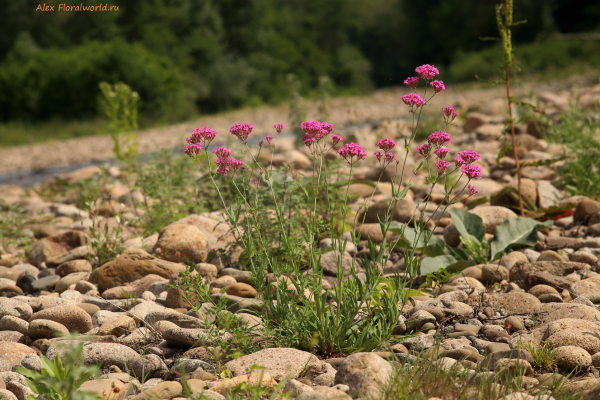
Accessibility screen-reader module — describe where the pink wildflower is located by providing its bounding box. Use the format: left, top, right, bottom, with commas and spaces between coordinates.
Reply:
401, 93, 426, 112
467, 185, 479, 196
302, 136, 316, 148
430, 80, 445, 93
187, 126, 218, 147
442, 106, 459, 124
184, 144, 202, 157
416, 143, 431, 157
404, 76, 419, 89
433, 147, 449, 159
384, 152, 397, 163
337, 143, 367, 165
301, 120, 333, 141
330, 134, 343, 145
266, 135, 273, 145
374, 151, 383, 162
213, 147, 233, 159
461, 164, 482, 180
376, 138, 397, 152
453, 157, 465, 168
427, 131, 453, 147
252, 177, 259, 187
435, 160, 450, 175
229, 123, 254, 144
273, 123, 285, 134
415, 64, 439, 81
458, 150, 481, 164
215, 156, 245, 176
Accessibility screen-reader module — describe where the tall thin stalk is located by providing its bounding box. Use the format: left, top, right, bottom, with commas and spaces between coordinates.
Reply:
497, 0, 524, 216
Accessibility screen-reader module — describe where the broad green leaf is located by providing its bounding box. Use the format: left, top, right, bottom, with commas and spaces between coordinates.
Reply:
389, 224, 444, 252
491, 217, 553, 260
448, 209, 486, 242
395, 184, 412, 201
405, 289, 427, 296
420, 255, 457, 275
420, 255, 476, 275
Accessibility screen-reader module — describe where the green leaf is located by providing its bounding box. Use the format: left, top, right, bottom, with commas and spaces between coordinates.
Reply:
389, 224, 444, 253
395, 184, 411, 201
448, 209, 486, 242
491, 217, 553, 260
405, 289, 427, 297
420, 255, 458, 275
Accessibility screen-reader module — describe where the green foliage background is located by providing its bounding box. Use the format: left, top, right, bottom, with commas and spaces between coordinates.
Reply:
0, 0, 599, 125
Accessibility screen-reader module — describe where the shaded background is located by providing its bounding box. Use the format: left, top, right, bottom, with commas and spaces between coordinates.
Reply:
1, 0, 599, 134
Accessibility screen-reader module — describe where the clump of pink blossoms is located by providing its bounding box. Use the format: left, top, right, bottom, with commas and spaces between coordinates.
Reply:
273, 123, 285, 134
433, 148, 449, 159
230, 123, 254, 144
442, 106, 459, 124
331, 134, 343, 145
266, 135, 273, 145
467, 185, 479, 196
430, 80, 445, 93
401, 93, 425, 113
435, 160, 450, 175
415, 64, 439, 81
416, 143, 431, 158
458, 150, 481, 164
427, 131, 453, 148
184, 143, 202, 157
187, 126, 218, 148
461, 164, 482, 180
337, 143, 366, 165
454, 157, 465, 168
376, 138, 396, 152
404, 76, 419, 89
215, 156, 245, 176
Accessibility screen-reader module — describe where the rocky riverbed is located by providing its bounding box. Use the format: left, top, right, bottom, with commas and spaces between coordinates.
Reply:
1, 79, 600, 400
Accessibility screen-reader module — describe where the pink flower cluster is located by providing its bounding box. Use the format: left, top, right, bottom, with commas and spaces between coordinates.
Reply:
433, 148, 449, 159
300, 120, 335, 146
337, 143, 366, 165
430, 80, 445, 93
461, 164, 482, 180
434, 160, 450, 175
331, 134, 343, 145
374, 152, 397, 164
187, 126, 218, 148
266, 135, 273, 145
273, 123, 285, 134
401, 93, 426, 113
415, 64, 439, 81
427, 131, 453, 148
467, 185, 479, 196
404, 76, 419, 89
213, 147, 244, 176
457, 150, 481, 164
184, 144, 202, 157
230, 123, 254, 144
442, 106, 459, 124
416, 143, 431, 157
376, 138, 396, 152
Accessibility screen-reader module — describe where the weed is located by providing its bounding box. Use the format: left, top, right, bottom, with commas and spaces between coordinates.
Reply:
0, 200, 37, 254
15, 336, 101, 400
99, 82, 139, 166
82, 200, 127, 266
522, 339, 558, 371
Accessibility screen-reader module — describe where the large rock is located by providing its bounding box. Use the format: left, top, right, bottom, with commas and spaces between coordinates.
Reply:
570, 277, 600, 303
56, 260, 93, 277
80, 379, 127, 400
470, 206, 518, 234
509, 261, 587, 282
28, 319, 70, 340
574, 199, 600, 222
28, 230, 86, 267
487, 292, 541, 316
80, 343, 140, 369
319, 251, 354, 276
225, 348, 322, 381
537, 180, 565, 209
0, 298, 33, 320
29, 304, 93, 333
0, 342, 36, 372
334, 352, 392, 398
535, 303, 600, 325
152, 224, 208, 264
358, 197, 416, 224
172, 214, 236, 251
555, 346, 592, 370
89, 249, 186, 292
101, 274, 168, 300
